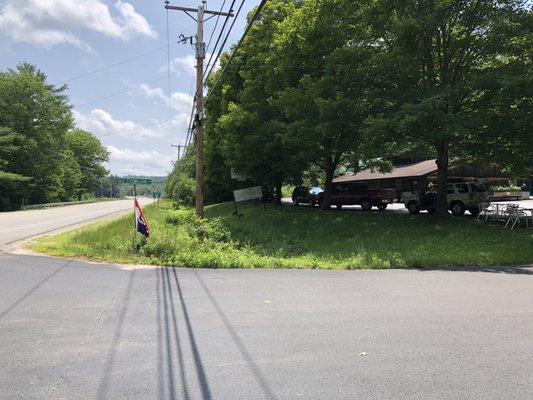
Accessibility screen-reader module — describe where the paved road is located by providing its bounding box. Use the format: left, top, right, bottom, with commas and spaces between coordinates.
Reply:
0, 198, 152, 249
1, 254, 532, 399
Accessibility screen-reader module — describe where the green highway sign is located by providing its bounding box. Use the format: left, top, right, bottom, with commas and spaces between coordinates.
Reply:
118, 178, 152, 185
153, 191, 161, 198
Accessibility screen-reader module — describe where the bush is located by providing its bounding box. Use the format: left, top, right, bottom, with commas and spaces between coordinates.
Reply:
491, 185, 522, 192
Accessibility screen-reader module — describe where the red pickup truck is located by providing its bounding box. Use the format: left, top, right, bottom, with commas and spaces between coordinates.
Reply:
318, 182, 397, 210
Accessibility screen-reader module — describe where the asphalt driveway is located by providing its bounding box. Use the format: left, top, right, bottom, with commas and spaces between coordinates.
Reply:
1, 252, 532, 399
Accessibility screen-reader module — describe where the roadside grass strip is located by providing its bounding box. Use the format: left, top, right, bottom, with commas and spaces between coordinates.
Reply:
30, 201, 533, 269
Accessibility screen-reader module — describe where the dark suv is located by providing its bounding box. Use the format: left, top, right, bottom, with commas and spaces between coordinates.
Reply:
292, 186, 323, 207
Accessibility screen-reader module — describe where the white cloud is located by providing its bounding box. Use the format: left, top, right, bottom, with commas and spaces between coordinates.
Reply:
106, 145, 172, 176
0, 0, 156, 48
162, 53, 219, 76
73, 108, 163, 140
138, 83, 193, 115
163, 55, 195, 75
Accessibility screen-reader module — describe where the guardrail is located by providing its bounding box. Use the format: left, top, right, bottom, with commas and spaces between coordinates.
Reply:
22, 200, 95, 210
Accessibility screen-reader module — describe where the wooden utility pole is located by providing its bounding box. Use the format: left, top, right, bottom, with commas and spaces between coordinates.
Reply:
165, 1, 233, 218
171, 144, 184, 207
195, 5, 205, 218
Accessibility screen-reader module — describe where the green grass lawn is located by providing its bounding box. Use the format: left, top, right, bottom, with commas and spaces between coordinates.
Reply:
30, 201, 533, 269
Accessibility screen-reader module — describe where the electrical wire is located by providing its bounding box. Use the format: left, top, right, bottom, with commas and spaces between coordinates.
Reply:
206, 0, 227, 52
55, 42, 180, 85
204, 0, 236, 76
204, 0, 245, 82
166, 4, 174, 157
98, 114, 191, 138
74, 72, 182, 109
204, 0, 268, 108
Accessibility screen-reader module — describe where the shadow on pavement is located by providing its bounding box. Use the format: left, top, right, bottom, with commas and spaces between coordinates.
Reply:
155, 266, 212, 400
416, 265, 533, 275
0, 259, 72, 321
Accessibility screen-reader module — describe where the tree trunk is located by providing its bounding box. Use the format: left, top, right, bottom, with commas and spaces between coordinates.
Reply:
435, 138, 449, 215
275, 179, 282, 206
321, 158, 335, 210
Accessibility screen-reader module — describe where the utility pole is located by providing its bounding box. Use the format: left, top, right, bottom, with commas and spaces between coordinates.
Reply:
165, 1, 233, 218
171, 144, 184, 207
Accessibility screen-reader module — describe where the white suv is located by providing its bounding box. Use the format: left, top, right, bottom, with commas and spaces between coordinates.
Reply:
404, 182, 490, 216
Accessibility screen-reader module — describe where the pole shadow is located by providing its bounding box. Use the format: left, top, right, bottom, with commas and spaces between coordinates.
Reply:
156, 266, 212, 399
193, 269, 278, 400
95, 269, 136, 399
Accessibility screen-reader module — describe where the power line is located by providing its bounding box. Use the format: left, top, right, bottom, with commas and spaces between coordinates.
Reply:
55, 42, 180, 85
98, 114, 191, 138
166, 4, 174, 150
204, 0, 268, 108
206, 0, 228, 51
204, 0, 237, 75
73, 72, 182, 109
204, 0, 245, 81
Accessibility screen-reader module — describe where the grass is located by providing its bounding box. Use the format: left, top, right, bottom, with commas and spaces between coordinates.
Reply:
30, 200, 533, 269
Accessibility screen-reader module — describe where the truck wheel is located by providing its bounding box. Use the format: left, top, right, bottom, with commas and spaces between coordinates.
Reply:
309, 199, 315, 208
407, 201, 420, 215
450, 201, 465, 216
377, 204, 387, 211
361, 199, 372, 211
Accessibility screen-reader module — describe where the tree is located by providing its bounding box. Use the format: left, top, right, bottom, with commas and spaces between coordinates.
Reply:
0, 127, 31, 210
0, 63, 73, 208
65, 129, 109, 199
468, 6, 533, 172
166, 145, 196, 207
272, 0, 381, 209
365, 0, 532, 214
205, 0, 303, 204
0, 127, 29, 182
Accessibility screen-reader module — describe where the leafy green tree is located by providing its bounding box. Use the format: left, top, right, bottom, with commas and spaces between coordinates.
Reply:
0, 63, 73, 208
166, 145, 196, 207
205, 0, 303, 204
0, 127, 31, 210
468, 7, 533, 172
365, 0, 531, 214
272, 0, 381, 209
57, 148, 82, 201
65, 129, 109, 199
0, 127, 29, 182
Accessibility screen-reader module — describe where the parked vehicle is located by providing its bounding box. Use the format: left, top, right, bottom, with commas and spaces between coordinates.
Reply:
317, 182, 397, 210
292, 186, 323, 207
403, 182, 490, 216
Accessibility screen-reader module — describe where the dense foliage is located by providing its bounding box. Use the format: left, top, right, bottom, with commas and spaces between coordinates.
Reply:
0, 63, 109, 210
190, 0, 532, 211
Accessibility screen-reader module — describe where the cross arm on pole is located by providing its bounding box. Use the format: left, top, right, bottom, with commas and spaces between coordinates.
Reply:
165, 5, 233, 17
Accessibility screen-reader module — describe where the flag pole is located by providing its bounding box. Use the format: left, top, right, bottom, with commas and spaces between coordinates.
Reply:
133, 183, 138, 251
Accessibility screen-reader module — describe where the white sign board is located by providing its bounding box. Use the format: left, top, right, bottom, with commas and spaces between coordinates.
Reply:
233, 186, 263, 202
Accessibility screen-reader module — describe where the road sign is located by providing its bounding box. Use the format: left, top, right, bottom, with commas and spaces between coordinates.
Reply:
233, 186, 262, 202
118, 178, 152, 185
153, 192, 161, 198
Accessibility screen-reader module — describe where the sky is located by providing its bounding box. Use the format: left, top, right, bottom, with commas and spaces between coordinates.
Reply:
0, 0, 260, 177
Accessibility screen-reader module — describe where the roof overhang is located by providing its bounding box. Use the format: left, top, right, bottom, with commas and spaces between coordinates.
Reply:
334, 159, 438, 183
